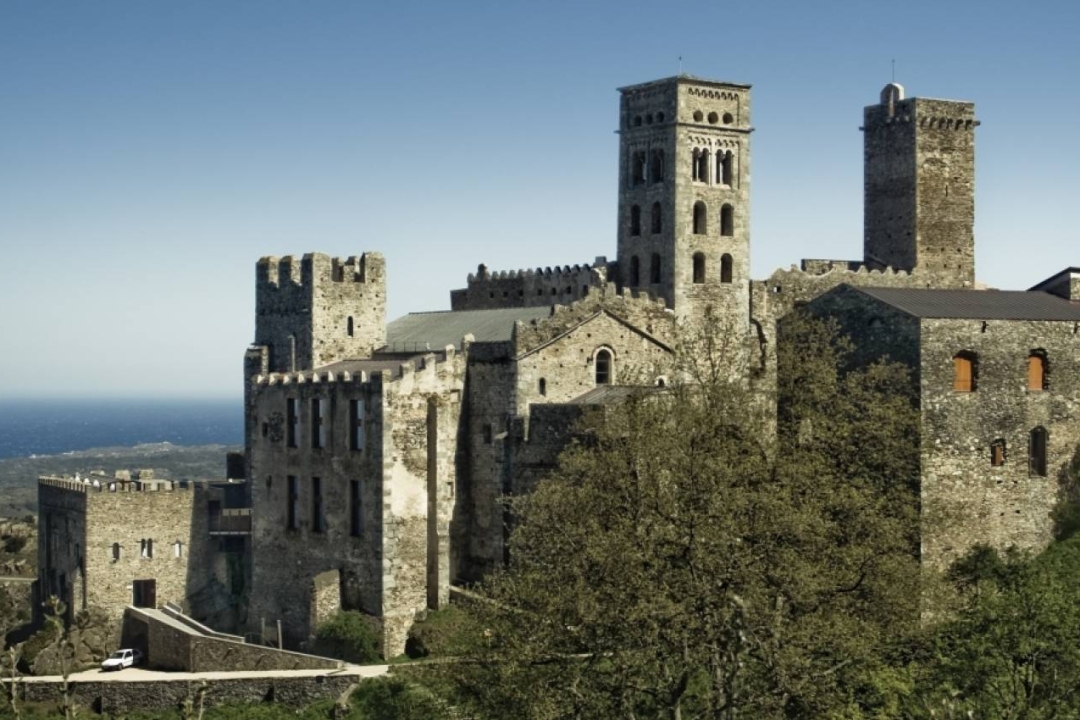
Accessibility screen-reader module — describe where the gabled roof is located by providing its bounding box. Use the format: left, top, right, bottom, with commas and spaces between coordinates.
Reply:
382, 306, 553, 352
568, 386, 664, 405
847, 286, 1080, 321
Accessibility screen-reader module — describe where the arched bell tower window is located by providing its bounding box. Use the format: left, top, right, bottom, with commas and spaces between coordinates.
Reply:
720, 204, 734, 237
692, 253, 706, 284
720, 254, 733, 283
629, 205, 641, 236
651, 202, 662, 234
718, 151, 733, 186
650, 253, 661, 284
629, 255, 640, 286
632, 151, 646, 186
1028, 350, 1049, 391
650, 149, 665, 183
693, 202, 707, 235
594, 348, 613, 385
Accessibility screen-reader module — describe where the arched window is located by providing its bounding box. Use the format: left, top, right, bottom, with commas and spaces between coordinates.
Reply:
111, 543, 121, 561
1028, 350, 1048, 391
650, 149, 665, 183
692, 253, 706, 284
538, 378, 546, 396
720, 204, 734, 237
720, 254, 733, 283
651, 202, 662, 234
691, 149, 700, 181
347, 316, 354, 337
953, 352, 978, 392
718, 151, 733, 185
1030, 427, 1048, 477
693, 201, 707, 235
650, 253, 661, 284
991, 439, 1007, 467
629, 255, 640, 286
595, 349, 613, 385
696, 150, 710, 183
632, 151, 646, 186
629, 205, 641, 236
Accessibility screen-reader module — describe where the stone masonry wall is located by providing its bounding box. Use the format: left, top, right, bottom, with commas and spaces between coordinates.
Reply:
918, 317, 1080, 572
450, 260, 607, 311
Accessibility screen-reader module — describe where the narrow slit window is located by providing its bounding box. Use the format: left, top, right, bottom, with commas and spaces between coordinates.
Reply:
991, 439, 1006, 467
538, 378, 547, 396
347, 316, 354, 337
651, 202, 662, 234
286, 398, 298, 448
1029, 427, 1048, 477
349, 398, 365, 452
350, 480, 362, 537
312, 477, 325, 533
287, 475, 299, 530
629, 205, 641, 236
650, 149, 664, 183
311, 398, 326, 449
111, 543, 121, 561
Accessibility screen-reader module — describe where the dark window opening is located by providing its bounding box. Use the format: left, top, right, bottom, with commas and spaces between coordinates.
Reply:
651, 202, 662, 234
630, 205, 641, 236
483, 424, 493, 445
629, 256, 640, 286
693, 201, 707, 235
720, 254, 733, 283
286, 398, 298, 448
311, 398, 326, 449
350, 480, 362, 537
539, 378, 547, 396
287, 476, 299, 530
953, 352, 978, 392
991, 439, 1007, 467
692, 253, 706, 284
632, 151, 646, 186
693, 149, 710, 182
347, 316, 354, 337
718, 151, 733, 185
650, 149, 665, 183
720, 204, 734, 237
349, 398, 365, 451
595, 349, 613, 385
312, 477, 325, 533
1030, 427, 1048, 477
650, 253, 661, 284
111, 543, 121, 561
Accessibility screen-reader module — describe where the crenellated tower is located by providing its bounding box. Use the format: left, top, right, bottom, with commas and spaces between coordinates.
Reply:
246, 252, 386, 379
863, 83, 978, 287
616, 76, 752, 344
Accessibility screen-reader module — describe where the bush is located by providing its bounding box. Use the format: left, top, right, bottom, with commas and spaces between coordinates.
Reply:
310, 611, 380, 664
404, 605, 479, 659
347, 677, 442, 719
18, 622, 59, 673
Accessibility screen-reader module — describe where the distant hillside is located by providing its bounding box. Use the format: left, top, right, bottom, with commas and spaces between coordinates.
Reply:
0, 443, 240, 516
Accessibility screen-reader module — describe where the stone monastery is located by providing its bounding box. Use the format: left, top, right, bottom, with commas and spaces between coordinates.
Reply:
39, 75, 1080, 658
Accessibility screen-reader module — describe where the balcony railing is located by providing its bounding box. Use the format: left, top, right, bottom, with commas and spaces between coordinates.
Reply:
209, 508, 251, 535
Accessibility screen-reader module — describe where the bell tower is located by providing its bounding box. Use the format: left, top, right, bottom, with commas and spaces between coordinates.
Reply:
616, 76, 752, 337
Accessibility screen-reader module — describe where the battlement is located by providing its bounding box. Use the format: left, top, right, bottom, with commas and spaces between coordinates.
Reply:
451, 258, 611, 311
254, 344, 463, 388
256, 252, 384, 289
38, 475, 194, 494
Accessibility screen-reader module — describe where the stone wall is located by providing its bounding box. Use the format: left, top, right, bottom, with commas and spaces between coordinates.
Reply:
450, 260, 607, 311
21, 672, 358, 713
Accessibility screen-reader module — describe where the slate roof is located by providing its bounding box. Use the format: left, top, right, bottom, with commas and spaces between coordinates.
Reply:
382, 306, 554, 351
568, 386, 665, 405
850, 287, 1080, 321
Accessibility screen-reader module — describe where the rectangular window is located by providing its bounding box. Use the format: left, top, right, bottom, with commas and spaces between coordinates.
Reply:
311, 398, 326, 449
286, 398, 298, 448
140, 539, 153, 558
350, 480, 362, 537
1030, 428, 1048, 477
349, 399, 365, 451
312, 477, 325, 533
173, 542, 183, 558
287, 476, 299, 530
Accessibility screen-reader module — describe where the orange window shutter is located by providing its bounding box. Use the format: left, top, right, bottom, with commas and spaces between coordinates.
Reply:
954, 357, 971, 392
1028, 356, 1043, 391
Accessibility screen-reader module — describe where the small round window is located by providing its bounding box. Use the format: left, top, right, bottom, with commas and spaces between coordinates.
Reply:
722, 112, 733, 124
707, 112, 719, 124
693, 110, 703, 122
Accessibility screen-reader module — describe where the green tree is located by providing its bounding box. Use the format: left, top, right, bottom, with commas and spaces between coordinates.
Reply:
444, 314, 923, 720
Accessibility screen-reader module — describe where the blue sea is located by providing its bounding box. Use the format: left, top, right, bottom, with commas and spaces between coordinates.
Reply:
0, 399, 243, 460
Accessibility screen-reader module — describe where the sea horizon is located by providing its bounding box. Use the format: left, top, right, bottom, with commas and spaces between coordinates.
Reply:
0, 397, 243, 460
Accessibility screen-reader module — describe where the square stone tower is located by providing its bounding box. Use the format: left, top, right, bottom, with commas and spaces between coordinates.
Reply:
863, 83, 978, 287
616, 76, 751, 320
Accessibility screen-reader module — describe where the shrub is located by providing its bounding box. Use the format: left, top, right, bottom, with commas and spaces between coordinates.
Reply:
347, 677, 442, 719
310, 611, 380, 664
404, 605, 479, 659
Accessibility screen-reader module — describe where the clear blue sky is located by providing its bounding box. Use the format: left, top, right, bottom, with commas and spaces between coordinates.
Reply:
2, 0, 1077, 399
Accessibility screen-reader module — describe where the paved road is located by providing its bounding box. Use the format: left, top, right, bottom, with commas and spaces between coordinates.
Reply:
22, 664, 389, 683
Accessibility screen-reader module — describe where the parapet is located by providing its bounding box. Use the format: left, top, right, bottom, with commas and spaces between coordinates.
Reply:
451, 258, 610, 311
38, 475, 194, 494
256, 252, 385, 289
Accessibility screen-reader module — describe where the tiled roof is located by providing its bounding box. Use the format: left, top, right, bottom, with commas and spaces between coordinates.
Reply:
382, 306, 554, 351
850, 287, 1080, 321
